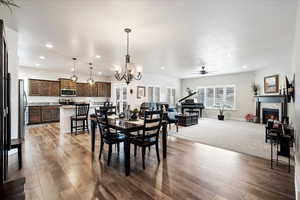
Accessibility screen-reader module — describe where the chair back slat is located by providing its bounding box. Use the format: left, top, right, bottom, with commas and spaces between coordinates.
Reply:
75, 104, 89, 118
142, 110, 163, 140
96, 109, 112, 139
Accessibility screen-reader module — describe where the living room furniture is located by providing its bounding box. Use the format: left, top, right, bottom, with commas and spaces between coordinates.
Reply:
130, 110, 163, 169
167, 107, 178, 132
70, 104, 90, 134
96, 111, 125, 166
176, 114, 198, 126
89, 113, 168, 176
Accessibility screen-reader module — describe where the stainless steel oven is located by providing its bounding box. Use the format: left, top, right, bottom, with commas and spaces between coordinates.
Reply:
61, 89, 76, 96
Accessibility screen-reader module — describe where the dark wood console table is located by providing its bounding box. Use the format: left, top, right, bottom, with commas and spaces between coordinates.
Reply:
255, 95, 288, 123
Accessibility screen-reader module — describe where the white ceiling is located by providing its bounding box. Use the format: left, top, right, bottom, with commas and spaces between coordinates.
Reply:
14, 0, 297, 78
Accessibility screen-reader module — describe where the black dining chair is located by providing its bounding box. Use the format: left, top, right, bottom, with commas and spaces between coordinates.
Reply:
70, 104, 90, 134
130, 110, 163, 169
96, 110, 125, 166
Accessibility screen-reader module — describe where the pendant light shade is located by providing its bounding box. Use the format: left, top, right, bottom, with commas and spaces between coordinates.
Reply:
70, 58, 78, 82
87, 62, 95, 85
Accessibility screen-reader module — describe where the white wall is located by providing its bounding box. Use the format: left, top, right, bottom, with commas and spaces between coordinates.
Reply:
291, 0, 300, 198
6, 28, 19, 139
181, 72, 255, 120
111, 73, 181, 110
18, 66, 111, 103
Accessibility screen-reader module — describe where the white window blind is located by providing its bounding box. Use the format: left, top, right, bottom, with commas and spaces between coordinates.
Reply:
198, 85, 236, 109
206, 88, 215, 108
148, 87, 154, 102
154, 87, 160, 102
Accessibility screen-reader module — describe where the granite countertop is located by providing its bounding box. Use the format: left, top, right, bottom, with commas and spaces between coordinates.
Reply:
60, 105, 99, 109
27, 102, 61, 107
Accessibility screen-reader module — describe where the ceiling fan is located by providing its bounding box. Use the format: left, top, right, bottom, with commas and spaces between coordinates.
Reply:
192, 66, 215, 75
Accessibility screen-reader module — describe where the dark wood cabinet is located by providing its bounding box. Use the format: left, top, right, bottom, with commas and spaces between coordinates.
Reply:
28, 106, 60, 124
28, 106, 41, 124
76, 83, 89, 97
29, 79, 60, 96
89, 84, 98, 97
96, 82, 111, 97
59, 78, 76, 90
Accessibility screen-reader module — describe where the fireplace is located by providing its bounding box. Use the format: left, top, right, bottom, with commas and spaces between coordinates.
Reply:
262, 108, 279, 124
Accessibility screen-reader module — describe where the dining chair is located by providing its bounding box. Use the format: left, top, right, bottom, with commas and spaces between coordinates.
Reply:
130, 110, 162, 169
70, 104, 90, 134
96, 110, 125, 166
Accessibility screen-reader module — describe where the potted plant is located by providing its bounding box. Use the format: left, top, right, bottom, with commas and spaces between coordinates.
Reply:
245, 114, 254, 122
130, 108, 139, 120
218, 105, 225, 120
251, 83, 259, 96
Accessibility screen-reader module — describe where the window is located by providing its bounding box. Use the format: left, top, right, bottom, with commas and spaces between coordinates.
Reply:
196, 85, 236, 109
154, 87, 160, 102
148, 87, 154, 102
167, 88, 176, 105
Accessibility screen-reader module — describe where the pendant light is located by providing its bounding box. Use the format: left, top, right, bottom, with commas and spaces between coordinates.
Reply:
70, 58, 78, 82
87, 62, 95, 85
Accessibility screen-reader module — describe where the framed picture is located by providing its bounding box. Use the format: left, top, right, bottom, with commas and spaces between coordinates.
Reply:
137, 86, 146, 99
264, 75, 279, 94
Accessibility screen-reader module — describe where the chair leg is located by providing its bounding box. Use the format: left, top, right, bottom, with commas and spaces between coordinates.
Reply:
176, 122, 178, 132
134, 144, 137, 157
117, 143, 120, 155
148, 146, 151, 152
75, 120, 78, 135
99, 140, 104, 159
155, 142, 160, 162
83, 120, 85, 133
169, 124, 171, 130
18, 146, 22, 169
71, 119, 73, 134
107, 144, 112, 166
86, 119, 89, 134
142, 147, 146, 169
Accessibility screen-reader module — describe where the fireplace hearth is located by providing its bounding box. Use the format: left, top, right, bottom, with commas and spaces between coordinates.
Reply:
262, 108, 279, 124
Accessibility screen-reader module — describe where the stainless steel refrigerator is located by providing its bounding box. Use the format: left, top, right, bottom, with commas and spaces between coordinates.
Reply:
18, 79, 27, 140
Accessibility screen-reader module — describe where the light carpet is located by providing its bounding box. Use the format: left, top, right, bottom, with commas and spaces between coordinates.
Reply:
172, 118, 291, 161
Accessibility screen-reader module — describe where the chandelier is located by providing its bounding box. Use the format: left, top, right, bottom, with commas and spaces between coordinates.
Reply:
87, 62, 95, 85
114, 28, 142, 84
70, 57, 78, 82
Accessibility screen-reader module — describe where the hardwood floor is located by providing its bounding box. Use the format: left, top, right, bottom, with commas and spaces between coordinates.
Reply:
8, 123, 295, 200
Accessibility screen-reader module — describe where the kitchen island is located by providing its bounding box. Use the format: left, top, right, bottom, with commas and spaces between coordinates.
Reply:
60, 105, 98, 134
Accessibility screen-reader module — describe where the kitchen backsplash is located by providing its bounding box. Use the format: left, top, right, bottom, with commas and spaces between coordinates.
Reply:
28, 96, 110, 104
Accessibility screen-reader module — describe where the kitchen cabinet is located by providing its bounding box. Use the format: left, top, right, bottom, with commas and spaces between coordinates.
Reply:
89, 84, 98, 97
96, 82, 111, 97
59, 78, 76, 90
28, 106, 60, 124
76, 83, 90, 97
28, 106, 41, 124
29, 79, 60, 96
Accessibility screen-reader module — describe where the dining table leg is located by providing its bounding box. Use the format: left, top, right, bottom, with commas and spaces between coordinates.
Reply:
91, 119, 96, 153
124, 134, 131, 176
162, 122, 168, 159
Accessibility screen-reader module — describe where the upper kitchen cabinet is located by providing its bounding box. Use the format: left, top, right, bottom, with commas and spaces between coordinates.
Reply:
89, 83, 98, 97
59, 78, 76, 90
97, 82, 111, 97
76, 83, 89, 97
29, 79, 60, 96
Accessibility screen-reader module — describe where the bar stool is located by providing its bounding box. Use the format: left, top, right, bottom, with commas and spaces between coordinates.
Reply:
70, 104, 90, 134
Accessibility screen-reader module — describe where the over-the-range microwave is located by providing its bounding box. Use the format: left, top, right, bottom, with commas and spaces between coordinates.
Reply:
61, 89, 76, 96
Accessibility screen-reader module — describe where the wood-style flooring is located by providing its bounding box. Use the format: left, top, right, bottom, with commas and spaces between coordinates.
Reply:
8, 123, 295, 200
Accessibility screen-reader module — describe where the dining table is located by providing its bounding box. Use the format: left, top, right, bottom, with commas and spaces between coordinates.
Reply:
89, 114, 168, 176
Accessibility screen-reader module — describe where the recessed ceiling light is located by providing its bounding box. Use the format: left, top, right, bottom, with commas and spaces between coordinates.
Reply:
45, 43, 53, 48
242, 65, 248, 69
96, 55, 101, 59
161, 66, 165, 70
39, 56, 45, 60
98, 72, 102, 75
71, 68, 75, 72
35, 63, 40, 67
